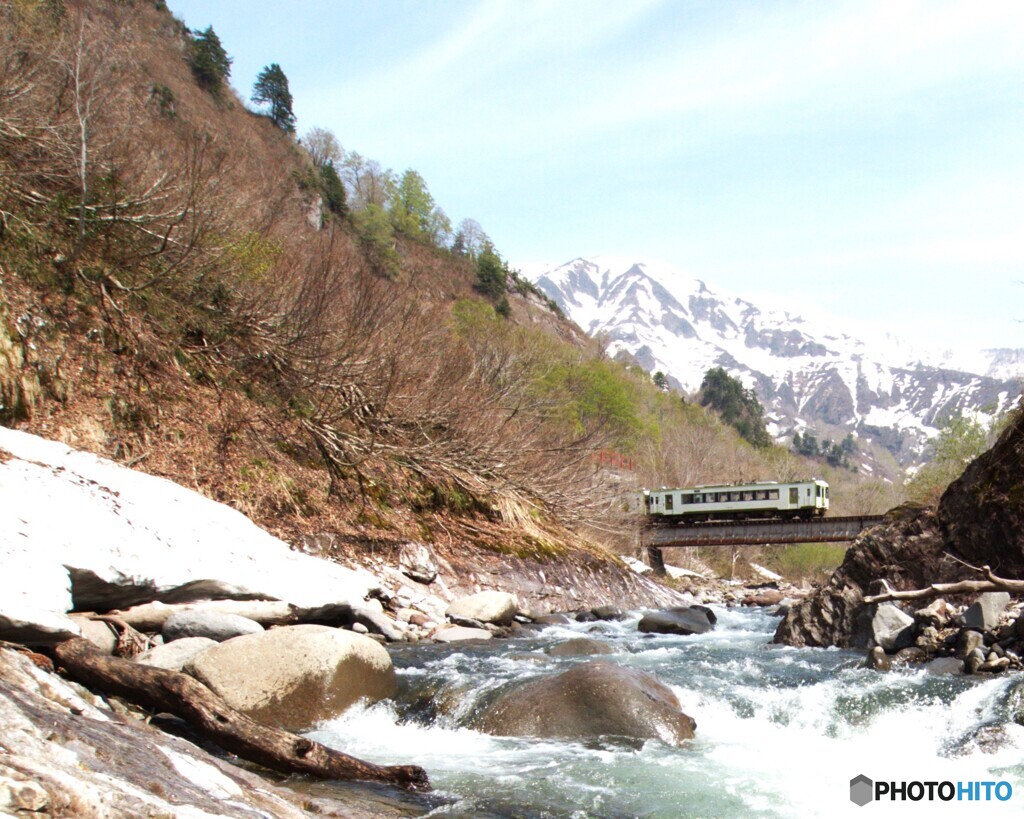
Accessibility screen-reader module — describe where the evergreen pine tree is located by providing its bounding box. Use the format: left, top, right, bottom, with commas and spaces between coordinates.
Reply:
698, 367, 772, 448
318, 160, 347, 217
474, 244, 507, 302
252, 63, 296, 132
188, 26, 231, 93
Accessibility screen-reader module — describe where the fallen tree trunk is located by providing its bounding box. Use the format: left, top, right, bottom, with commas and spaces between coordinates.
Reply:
99, 600, 300, 632
863, 565, 1024, 605
53, 637, 430, 791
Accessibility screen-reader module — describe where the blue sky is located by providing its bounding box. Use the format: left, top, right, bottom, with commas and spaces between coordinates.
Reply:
166, 1, 1023, 355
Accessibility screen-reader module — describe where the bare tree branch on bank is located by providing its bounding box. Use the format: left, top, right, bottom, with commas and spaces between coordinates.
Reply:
53, 638, 430, 791
863, 563, 1024, 605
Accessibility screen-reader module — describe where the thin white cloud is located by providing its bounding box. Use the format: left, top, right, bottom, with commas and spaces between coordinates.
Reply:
553, 0, 1024, 141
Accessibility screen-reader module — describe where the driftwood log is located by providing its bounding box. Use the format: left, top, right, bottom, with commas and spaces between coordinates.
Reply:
863, 565, 1024, 605
53, 637, 430, 791
96, 600, 300, 632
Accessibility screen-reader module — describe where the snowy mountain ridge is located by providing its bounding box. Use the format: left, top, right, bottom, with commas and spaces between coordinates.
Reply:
530, 256, 1022, 472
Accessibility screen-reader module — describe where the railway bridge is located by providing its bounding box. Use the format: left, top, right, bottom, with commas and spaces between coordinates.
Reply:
643, 514, 885, 574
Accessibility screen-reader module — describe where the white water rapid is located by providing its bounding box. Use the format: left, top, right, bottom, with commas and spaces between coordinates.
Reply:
308, 607, 1024, 818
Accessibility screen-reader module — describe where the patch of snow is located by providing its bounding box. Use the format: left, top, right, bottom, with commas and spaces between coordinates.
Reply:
664, 564, 706, 579
748, 563, 783, 582
0, 427, 380, 640
620, 555, 652, 575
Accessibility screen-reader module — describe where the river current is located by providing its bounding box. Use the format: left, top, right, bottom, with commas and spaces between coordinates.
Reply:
308, 607, 1024, 817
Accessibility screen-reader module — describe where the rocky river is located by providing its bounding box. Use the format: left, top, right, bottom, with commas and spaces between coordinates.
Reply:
3, 404, 1023, 816
306, 605, 1024, 817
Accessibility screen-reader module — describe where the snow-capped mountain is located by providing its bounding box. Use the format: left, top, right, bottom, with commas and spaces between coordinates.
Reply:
530, 256, 1022, 472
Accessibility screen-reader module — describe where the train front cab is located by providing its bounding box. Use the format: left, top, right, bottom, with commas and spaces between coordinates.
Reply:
812, 480, 830, 516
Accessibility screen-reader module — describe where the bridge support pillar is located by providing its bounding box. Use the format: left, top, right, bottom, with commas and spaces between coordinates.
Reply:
646, 545, 666, 576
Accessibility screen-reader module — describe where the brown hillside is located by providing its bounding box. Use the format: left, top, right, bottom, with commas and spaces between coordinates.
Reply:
0, 0, 623, 561
0, 0, 851, 585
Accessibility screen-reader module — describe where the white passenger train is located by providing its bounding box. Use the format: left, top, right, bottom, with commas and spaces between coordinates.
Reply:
642, 479, 830, 522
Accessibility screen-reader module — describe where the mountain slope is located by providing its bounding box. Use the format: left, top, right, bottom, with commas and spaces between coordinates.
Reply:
532, 257, 1021, 473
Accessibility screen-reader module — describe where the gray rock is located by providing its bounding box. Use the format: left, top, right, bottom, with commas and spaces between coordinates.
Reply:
964, 592, 1011, 632
638, 607, 715, 636
68, 614, 118, 654
398, 542, 438, 585
866, 646, 891, 672
349, 606, 407, 642
957, 629, 986, 659
473, 661, 696, 745
547, 638, 616, 657
871, 604, 915, 651
893, 647, 928, 665
162, 611, 264, 643
913, 598, 949, 629
135, 637, 216, 671
185, 625, 396, 732
590, 606, 626, 621
978, 656, 1011, 673
448, 614, 486, 629
965, 647, 986, 674
433, 626, 493, 643
915, 625, 941, 652
924, 657, 964, 675
446, 591, 518, 626
1005, 680, 1024, 725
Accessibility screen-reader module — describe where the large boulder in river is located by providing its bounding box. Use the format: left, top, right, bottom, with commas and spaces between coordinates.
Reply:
185, 625, 396, 732
638, 606, 715, 636
776, 403, 1024, 649
446, 591, 518, 626
473, 661, 696, 745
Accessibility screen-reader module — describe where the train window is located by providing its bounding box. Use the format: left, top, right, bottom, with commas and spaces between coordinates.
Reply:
681, 493, 694, 505
769, 489, 779, 500
665, 494, 674, 510
694, 494, 703, 503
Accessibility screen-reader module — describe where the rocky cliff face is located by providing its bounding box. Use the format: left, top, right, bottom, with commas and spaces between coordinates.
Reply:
774, 402, 1024, 648
938, 407, 1024, 575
